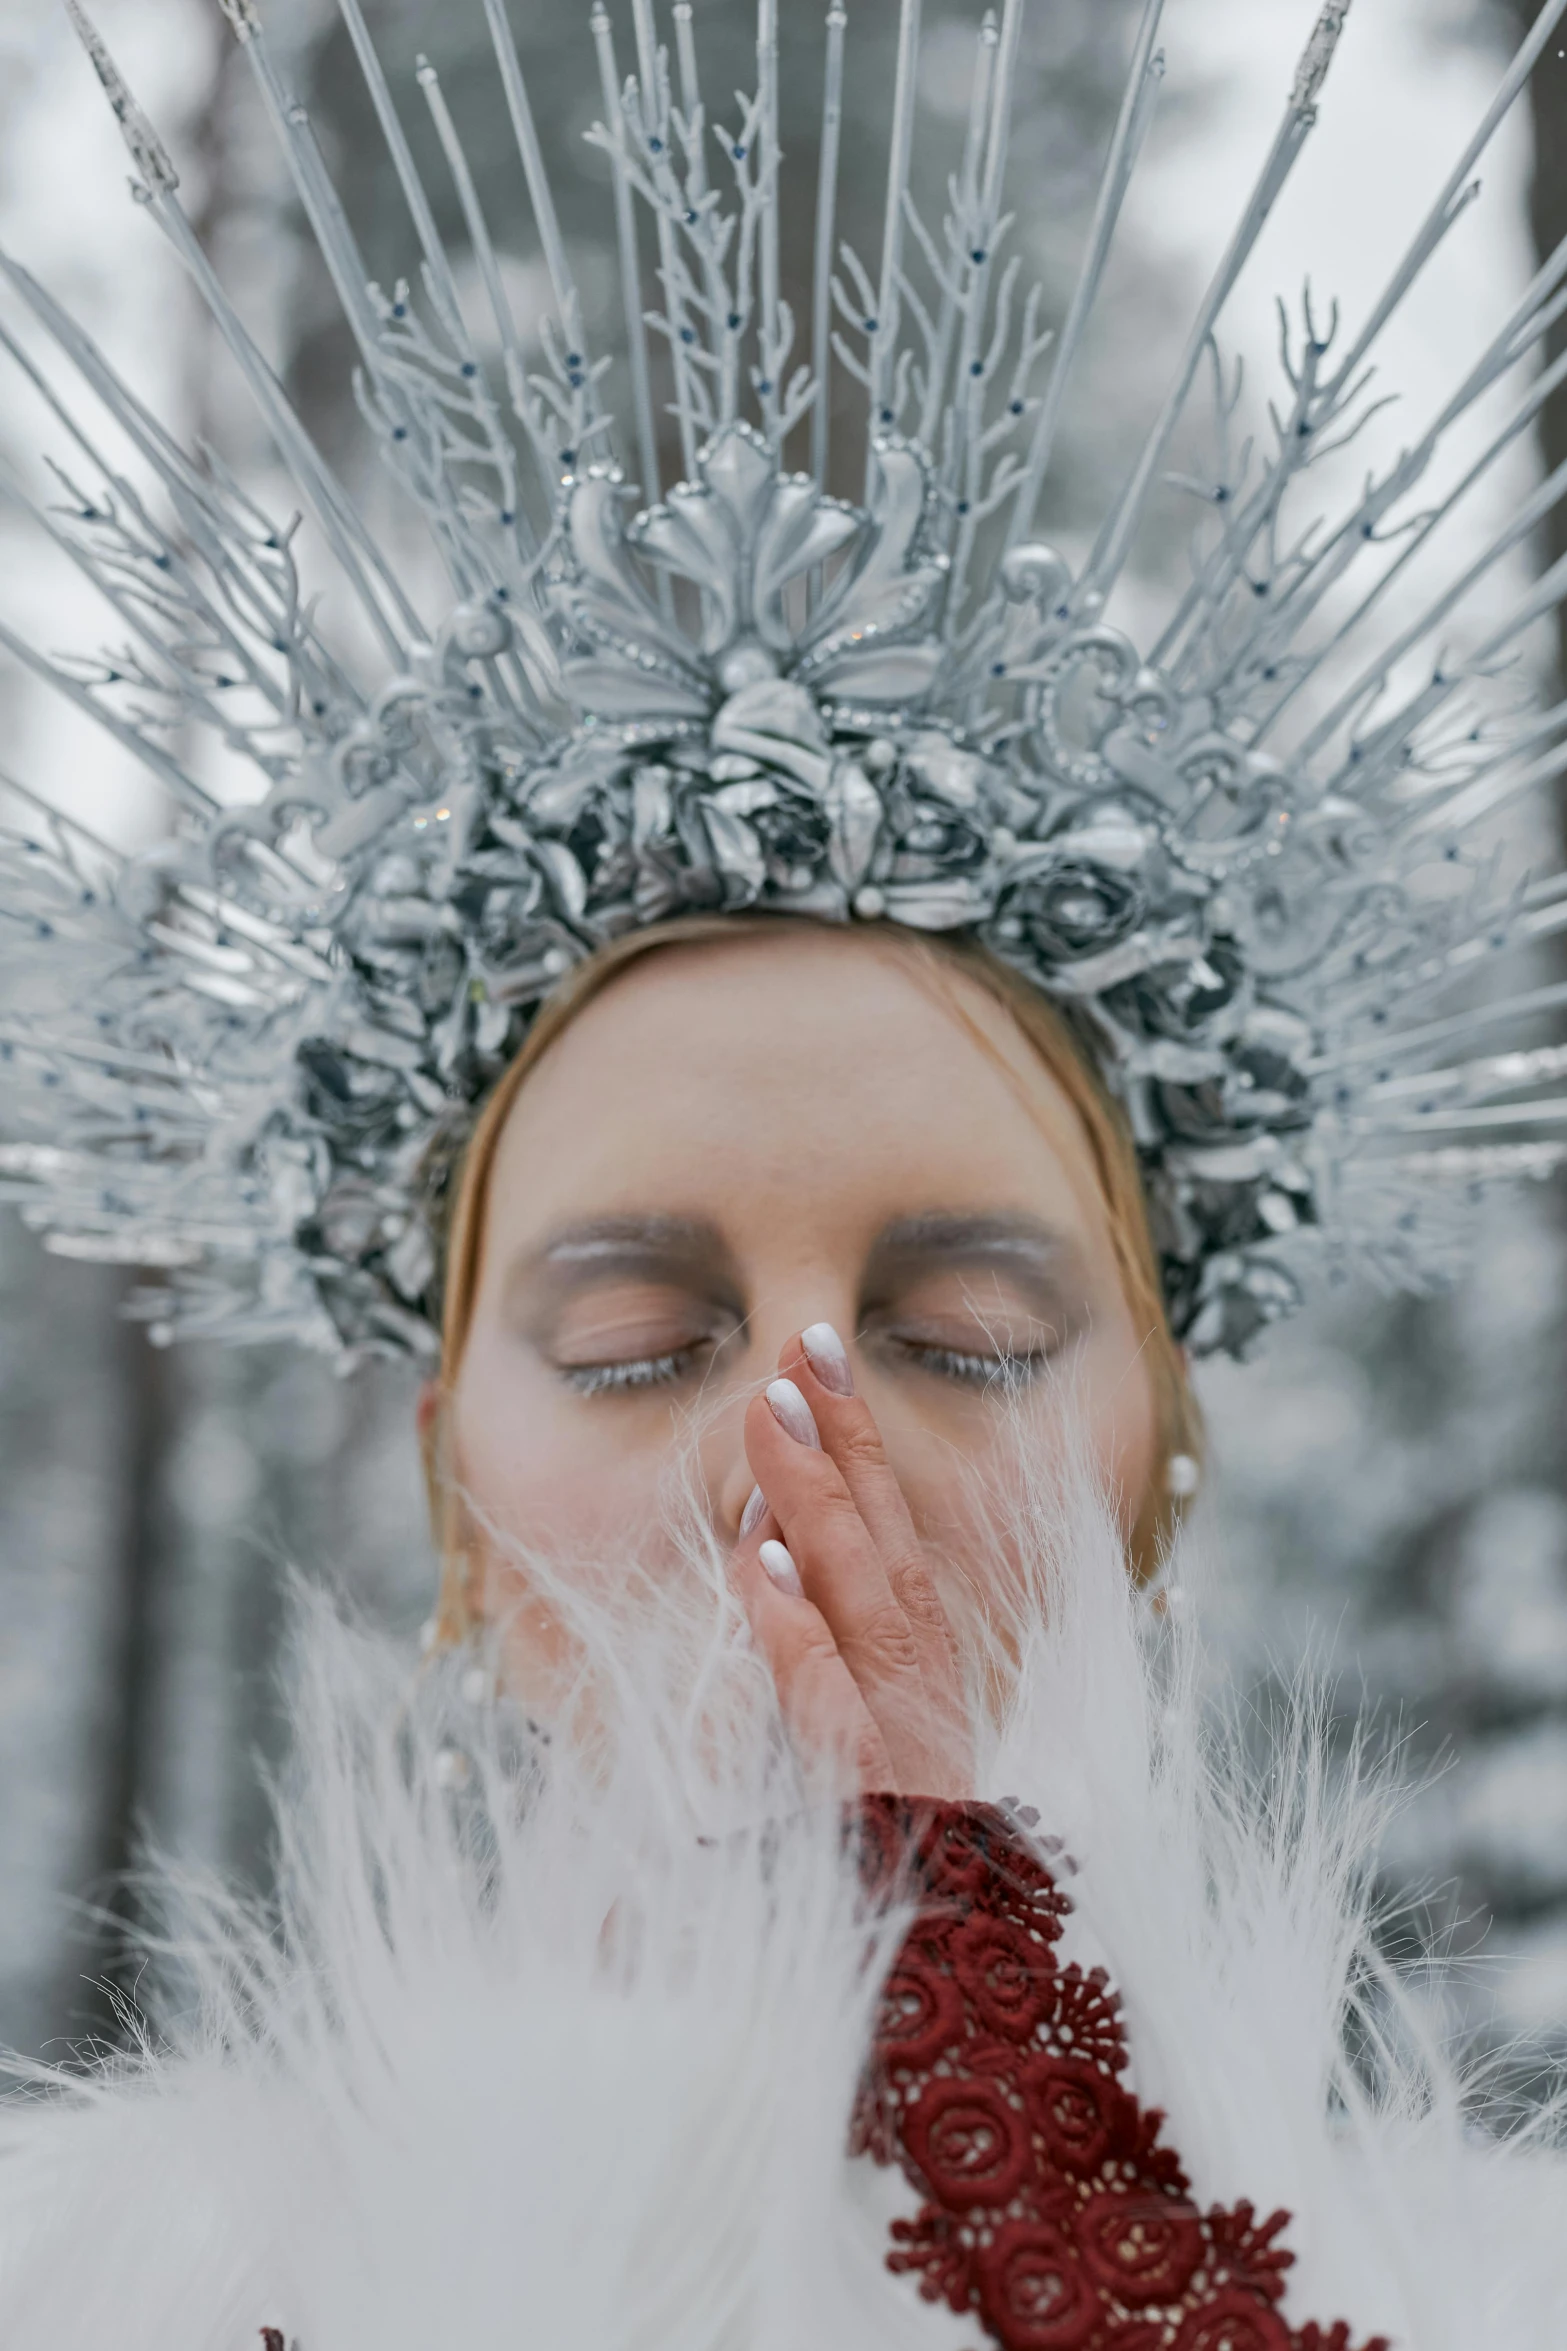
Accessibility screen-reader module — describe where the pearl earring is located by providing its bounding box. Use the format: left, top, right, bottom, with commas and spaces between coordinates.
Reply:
1164, 1453, 1201, 1501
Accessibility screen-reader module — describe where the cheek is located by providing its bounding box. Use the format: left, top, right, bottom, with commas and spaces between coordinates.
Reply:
1061, 1312, 1160, 1537
448, 1330, 671, 1556
871, 1318, 1158, 1562
1082, 1311, 1159, 1520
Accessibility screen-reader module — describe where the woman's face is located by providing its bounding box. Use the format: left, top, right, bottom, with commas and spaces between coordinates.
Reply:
442, 930, 1158, 1593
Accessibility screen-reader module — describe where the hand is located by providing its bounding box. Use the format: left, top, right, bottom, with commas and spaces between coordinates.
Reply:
731, 1323, 972, 1799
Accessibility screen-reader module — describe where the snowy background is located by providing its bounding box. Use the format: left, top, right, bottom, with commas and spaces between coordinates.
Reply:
0, 0, 1564, 2085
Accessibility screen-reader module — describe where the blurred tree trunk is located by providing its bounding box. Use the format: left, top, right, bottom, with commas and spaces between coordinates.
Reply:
68, 17, 252, 2044
71, 1290, 173, 2038
1513, 14, 1567, 720
1510, 8, 1567, 1492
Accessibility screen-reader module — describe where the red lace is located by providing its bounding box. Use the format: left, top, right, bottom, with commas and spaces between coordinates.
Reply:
853, 1798, 1389, 2351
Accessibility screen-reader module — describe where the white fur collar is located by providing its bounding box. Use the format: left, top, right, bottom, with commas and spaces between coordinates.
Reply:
1, 1465, 1562, 2351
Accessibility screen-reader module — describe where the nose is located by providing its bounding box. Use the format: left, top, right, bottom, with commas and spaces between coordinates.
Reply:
704, 1283, 856, 1539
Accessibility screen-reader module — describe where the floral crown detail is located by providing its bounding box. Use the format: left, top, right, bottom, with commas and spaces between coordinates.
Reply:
4, 0, 1567, 1364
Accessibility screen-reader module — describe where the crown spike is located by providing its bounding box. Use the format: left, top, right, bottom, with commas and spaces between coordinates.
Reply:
216, 2, 387, 373
0, 452, 295, 761
942, 0, 1027, 618
0, 769, 125, 870
591, 3, 663, 505
668, 1, 742, 435
1239, 252, 1567, 741
756, 0, 782, 445
670, 4, 705, 170
1377, 1099, 1567, 1139
1330, 0, 1567, 394
143, 205, 422, 660
628, 0, 699, 475
416, 62, 519, 380
0, 243, 413, 668
809, 6, 847, 486
0, 272, 199, 508
866, 0, 921, 482
335, 0, 447, 278
1365, 1043, 1567, 1113
480, 0, 598, 394
1315, 981, 1567, 1079
331, 4, 550, 550
332, 2, 474, 352
0, 613, 217, 815
1008, 0, 1165, 549
1083, 0, 1351, 605
1408, 730, 1567, 843
914, 8, 998, 458
1255, 344, 1567, 753
63, 0, 180, 196
4, 0, 1567, 1363
1522, 870, 1567, 913
1306, 470, 1567, 770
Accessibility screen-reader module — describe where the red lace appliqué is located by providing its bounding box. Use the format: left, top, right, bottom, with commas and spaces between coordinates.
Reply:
852, 1799, 1388, 2351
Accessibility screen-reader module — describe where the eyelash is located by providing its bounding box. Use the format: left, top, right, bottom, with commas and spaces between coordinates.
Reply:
561, 1338, 1047, 1397
561, 1345, 705, 1397
891, 1340, 1049, 1389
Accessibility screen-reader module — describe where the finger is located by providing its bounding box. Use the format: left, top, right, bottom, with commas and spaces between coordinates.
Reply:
744, 1380, 916, 1684
743, 1384, 961, 1790
779, 1328, 963, 1694
732, 1536, 897, 1794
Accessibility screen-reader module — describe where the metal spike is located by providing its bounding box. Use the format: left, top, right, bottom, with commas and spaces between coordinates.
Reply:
416, 61, 521, 386
810, 5, 848, 486
63, 0, 180, 195
867, 0, 922, 477
630, 0, 698, 473
1009, 0, 1164, 546
1289, 1, 1350, 121
1310, 494, 1567, 773
334, 2, 458, 305
1082, 1, 1350, 601
0, 615, 217, 815
756, 0, 782, 443
1329, 0, 1567, 393
481, 0, 596, 377
591, 2, 662, 502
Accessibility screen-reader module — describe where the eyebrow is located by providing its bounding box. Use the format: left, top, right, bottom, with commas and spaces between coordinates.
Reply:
505, 1209, 1086, 1327
507, 1215, 745, 1309
861, 1212, 1088, 1296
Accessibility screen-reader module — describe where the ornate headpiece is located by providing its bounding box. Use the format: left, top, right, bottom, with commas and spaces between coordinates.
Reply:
4, 0, 1567, 1363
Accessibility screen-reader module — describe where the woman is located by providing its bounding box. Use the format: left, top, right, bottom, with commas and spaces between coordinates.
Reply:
428, 917, 1190, 1712
2, 1, 1566, 2344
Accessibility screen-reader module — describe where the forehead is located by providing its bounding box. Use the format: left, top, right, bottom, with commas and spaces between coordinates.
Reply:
483, 929, 1117, 1262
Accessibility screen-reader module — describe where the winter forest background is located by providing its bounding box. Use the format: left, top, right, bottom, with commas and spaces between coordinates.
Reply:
1, 0, 1565, 2086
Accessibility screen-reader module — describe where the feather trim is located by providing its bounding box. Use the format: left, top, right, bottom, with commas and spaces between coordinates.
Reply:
0, 1443, 1563, 2350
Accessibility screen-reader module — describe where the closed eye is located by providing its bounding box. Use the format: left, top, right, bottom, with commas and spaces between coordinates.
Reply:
877, 1334, 1053, 1389
559, 1342, 716, 1397
862, 1264, 1085, 1393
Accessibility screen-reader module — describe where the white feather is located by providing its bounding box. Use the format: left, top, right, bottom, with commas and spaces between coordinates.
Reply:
0, 1434, 1562, 2351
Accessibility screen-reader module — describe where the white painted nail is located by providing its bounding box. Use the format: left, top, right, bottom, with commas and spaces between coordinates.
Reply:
766, 1377, 821, 1448
740, 1482, 768, 1537
759, 1539, 804, 1598
801, 1321, 854, 1396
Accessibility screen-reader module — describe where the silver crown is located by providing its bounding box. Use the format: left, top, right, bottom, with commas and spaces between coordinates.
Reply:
4, 0, 1567, 1364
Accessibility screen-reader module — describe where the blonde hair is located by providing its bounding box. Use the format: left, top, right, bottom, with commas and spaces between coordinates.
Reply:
423, 914, 1201, 1635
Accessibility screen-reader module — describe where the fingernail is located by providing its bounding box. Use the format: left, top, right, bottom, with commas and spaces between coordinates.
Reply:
759, 1539, 804, 1598
739, 1483, 768, 1538
802, 1321, 854, 1396
766, 1378, 821, 1448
